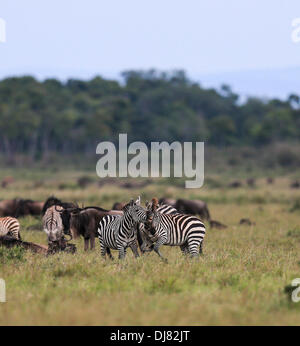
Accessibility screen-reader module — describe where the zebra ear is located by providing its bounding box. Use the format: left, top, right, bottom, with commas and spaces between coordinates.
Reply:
135, 196, 141, 205
129, 199, 134, 206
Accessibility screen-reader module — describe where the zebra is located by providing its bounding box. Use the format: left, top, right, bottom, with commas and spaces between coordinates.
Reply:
98, 197, 147, 260
42, 205, 64, 242
136, 203, 178, 252
140, 198, 206, 261
0, 217, 21, 240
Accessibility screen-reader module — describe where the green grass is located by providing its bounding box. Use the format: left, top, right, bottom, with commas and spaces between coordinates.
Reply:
1, 172, 300, 325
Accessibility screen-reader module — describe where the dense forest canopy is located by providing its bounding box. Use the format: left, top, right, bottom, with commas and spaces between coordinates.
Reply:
0, 70, 299, 161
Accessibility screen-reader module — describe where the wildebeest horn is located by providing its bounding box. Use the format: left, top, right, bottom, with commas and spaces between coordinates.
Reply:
55, 205, 63, 213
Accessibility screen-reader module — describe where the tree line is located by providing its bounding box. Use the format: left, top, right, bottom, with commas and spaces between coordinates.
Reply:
0, 69, 299, 162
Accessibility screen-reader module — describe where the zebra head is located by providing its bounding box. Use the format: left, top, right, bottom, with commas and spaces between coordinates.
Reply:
138, 198, 161, 253
122, 197, 147, 223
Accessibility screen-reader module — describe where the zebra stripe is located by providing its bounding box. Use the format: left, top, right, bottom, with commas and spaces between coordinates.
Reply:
142, 210, 206, 260
98, 199, 147, 260
0, 217, 21, 240
42, 205, 64, 242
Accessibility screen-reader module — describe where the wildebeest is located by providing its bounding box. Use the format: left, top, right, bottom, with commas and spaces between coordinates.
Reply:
290, 181, 300, 189
111, 202, 125, 211
15, 199, 44, 217
158, 198, 177, 208
42, 196, 76, 215
267, 177, 274, 184
0, 199, 20, 217
1, 176, 14, 188
209, 220, 227, 229
175, 199, 210, 221
228, 180, 242, 188
62, 206, 123, 251
246, 178, 256, 188
239, 218, 255, 226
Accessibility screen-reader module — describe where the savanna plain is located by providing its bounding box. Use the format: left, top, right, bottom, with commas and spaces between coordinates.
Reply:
1, 168, 300, 326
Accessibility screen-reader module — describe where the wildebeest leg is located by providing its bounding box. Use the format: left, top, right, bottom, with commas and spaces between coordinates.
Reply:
129, 241, 140, 258
90, 234, 95, 250
84, 238, 89, 251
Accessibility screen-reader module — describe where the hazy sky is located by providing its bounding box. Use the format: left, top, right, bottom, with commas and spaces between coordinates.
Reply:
1, 1, 300, 97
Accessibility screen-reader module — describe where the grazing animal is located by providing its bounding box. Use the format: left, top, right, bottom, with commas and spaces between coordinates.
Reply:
228, 181, 242, 188
0, 217, 21, 240
42, 196, 76, 215
158, 198, 177, 208
67, 206, 123, 251
246, 178, 256, 188
267, 177, 274, 184
1, 176, 14, 188
111, 202, 125, 211
239, 218, 255, 226
209, 220, 227, 229
15, 199, 44, 217
175, 199, 210, 220
98, 198, 147, 260
42, 205, 64, 242
0, 199, 21, 217
290, 181, 300, 189
141, 198, 206, 261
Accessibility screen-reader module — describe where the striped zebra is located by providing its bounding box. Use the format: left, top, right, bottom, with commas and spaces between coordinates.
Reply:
136, 203, 177, 252
140, 198, 206, 260
0, 217, 21, 240
98, 197, 147, 260
42, 205, 64, 242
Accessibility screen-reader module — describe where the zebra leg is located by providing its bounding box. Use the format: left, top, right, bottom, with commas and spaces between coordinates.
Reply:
153, 239, 168, 262
106, 247, 114, 260
199, 240, 204, 255
100, 242, 107, 258
180, 243, 189, 256
187, 239, 200, 258
118, 246, 127, 260
129, 241, 140, 258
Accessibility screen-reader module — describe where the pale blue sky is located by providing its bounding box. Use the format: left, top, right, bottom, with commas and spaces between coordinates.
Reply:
1, 1, 300, 98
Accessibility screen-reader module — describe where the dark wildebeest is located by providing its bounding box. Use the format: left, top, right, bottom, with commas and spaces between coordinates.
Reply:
111, 202, 125, 211
1, 176, 14, 188
228, 180, 242, 188
0, 199, 22, 217
158, 198, 177, 208
175, 199, 210, 221
239, 218, 255, 226
246, 178, 256, 188
267, 177, 274, 184
15, 199, 44, 217
290, 181, 300, 189
42, 196, 76, 215
61, 206, 123, 251
209, 220, 227, 229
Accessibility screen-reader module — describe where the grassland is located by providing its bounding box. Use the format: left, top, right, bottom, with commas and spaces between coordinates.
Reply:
1, 170, 300, 325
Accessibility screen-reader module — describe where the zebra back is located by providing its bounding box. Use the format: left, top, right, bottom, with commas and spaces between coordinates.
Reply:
42, 205, 64, 241
0, 217, 21, 240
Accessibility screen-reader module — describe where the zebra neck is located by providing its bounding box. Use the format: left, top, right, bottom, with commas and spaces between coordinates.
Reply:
120, 213, 135, 235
